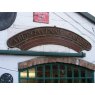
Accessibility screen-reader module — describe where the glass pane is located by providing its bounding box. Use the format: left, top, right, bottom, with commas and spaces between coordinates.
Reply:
81, 69, 85, 77
74, 79, 79, 83
45, 79, 52, 83
87, 70, 92, 77
45, 65, 50, 77
67, 79, 72, 83
67, 66, 72, 77
74, 68, 79, 77
52, 64, 58, 77
60, 79, 67, 83
20, 79, 27, 83
37, 66, 43, 77
87, 78, 92, 83
52, 79, 59, 83
27, 79, 36, 83
60, 64, 65, 77
29, 68, 35, 78
37, 79, 44, 83
20, 70, 27, 78
81, 78, 86, 83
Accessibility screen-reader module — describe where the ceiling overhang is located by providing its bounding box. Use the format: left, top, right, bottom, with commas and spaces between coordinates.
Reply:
78, 12, 95, 24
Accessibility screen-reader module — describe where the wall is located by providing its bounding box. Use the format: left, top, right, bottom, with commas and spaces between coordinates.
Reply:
0, 55, 37, 82
0, 12, 95, 82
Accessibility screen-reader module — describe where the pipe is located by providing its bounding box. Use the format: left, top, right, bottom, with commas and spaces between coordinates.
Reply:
0, 50, 85, 57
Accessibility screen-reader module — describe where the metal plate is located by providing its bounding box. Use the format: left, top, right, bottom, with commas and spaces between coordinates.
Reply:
0, 73, 13, 83
0, 12, 17, 31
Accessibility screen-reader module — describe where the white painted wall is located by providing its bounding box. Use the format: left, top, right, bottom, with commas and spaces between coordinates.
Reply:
0, 12, 95, 82
0, 55, 37, 82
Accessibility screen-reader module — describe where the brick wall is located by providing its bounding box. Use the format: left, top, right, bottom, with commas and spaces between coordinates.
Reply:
18, 57, 95, 70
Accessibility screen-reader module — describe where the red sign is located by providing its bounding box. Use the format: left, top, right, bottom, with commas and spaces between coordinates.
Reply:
33, 12, 49, 24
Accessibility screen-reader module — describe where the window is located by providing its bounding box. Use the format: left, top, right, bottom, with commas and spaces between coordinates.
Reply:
19, 63, 94, 83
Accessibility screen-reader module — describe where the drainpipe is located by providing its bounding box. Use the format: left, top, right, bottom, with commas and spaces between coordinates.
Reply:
0, 50, 85, 57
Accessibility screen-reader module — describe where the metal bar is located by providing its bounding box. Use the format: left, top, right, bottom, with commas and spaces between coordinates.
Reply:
72, 66, 74, 83
43, 65, 45, 83
35, 66, 37, 82
92, 71, 94, 83
85, 70, 88, 83
27, 68, 29, 82
79, 67, 81, 83
19, 71, 20, 83
65, 64, 67, 82
58, 64, 60, 82
0, 50, 85, 57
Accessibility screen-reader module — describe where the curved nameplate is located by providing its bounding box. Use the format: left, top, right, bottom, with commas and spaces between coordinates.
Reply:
7, 26, 92, 52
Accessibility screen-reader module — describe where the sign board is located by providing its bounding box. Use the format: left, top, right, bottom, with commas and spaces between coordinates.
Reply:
7, 27, 91, 52
33, 12, 49, 24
